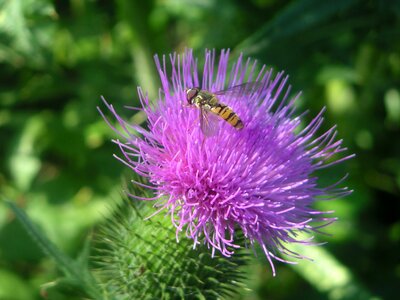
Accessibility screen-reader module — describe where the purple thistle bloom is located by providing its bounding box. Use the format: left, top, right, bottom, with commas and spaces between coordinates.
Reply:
100, 49, 354, 275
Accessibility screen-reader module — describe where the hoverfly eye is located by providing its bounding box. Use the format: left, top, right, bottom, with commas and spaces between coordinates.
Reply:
186, 88, 198, 104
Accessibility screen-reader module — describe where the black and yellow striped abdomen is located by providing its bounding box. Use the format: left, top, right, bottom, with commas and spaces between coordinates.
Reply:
188, 88, 244, 131
210, 103, 244, 130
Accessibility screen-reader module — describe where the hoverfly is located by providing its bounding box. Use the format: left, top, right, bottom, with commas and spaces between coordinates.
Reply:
185, 83, 258, 136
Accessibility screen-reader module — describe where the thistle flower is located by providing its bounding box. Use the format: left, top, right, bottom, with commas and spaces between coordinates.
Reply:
100, 49, 353, 275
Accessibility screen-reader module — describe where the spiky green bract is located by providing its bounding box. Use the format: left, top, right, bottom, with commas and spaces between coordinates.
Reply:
93, 199, 249, 300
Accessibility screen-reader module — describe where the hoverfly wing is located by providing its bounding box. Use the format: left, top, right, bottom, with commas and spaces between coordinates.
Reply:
200, 108, 219, 137
214, 82, 262, 98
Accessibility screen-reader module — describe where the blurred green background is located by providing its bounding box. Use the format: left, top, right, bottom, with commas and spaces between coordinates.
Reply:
0, 0, 399, 299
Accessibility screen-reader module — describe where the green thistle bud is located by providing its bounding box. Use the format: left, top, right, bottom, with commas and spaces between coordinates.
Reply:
93, 200, 249, 299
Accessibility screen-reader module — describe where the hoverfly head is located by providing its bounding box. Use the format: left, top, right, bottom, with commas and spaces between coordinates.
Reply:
186, 87, 199, 105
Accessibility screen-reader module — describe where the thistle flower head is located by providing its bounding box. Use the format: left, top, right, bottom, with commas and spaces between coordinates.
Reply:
100, 49, 353, 275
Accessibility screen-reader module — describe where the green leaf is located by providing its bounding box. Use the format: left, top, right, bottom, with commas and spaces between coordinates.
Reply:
8, 115, 44, 191
0, 0, 56, 66
235, 0, 358, 56
286, 235, 379, 300
0, 269, 35, 300
4, 198, 104, 300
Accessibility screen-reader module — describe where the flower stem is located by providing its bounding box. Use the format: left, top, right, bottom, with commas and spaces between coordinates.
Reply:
116, 0, 158, 99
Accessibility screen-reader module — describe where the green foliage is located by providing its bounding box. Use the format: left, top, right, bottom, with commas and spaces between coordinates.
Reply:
0, 0, 399, 299
94, 198, 249, 300
236, 0, 358, 56
4, 199, 102, 300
